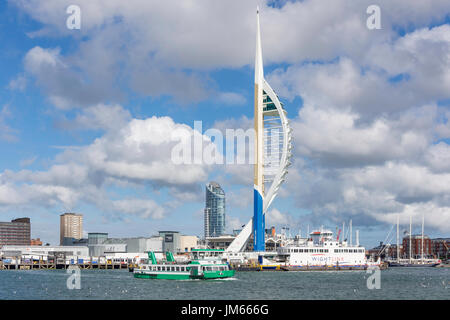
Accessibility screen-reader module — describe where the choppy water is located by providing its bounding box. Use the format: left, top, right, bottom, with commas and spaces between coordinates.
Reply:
0, 267, 448, 300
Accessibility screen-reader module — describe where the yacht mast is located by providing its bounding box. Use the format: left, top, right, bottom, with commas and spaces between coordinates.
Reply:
349, 219, 352, 246
409, 216, 412, 264
356, 230, 359, 247
397, 215, 400, 263
421, 214, 424, 264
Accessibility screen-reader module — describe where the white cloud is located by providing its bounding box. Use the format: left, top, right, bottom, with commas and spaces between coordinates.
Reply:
8, 0, 450, 234
291, 104, 432, 167
24, 46, 121, 109
0, 111, 217, 219
16, 1, 450, 108
55, 104, 131, 132
266, 208, 292, 226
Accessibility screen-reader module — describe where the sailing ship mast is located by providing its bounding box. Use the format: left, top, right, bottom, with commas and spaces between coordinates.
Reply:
349, 219, 352, 246
397, 215, 400, 263
421, 214, 424, 264
409, 216, 412, 264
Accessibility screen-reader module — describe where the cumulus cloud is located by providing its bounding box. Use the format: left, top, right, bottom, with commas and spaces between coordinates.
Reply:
263, 16, 450, 233
266, 208, 293, 227
291, 104, 433, 167
55, 104, 131, 132
15, 0, 450, 109
0, 110, 217, 219
24, 46, 120, 109
6, 0, 450, 235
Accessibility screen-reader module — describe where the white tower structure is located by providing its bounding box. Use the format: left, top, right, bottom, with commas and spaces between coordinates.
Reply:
226, 8, 292, 253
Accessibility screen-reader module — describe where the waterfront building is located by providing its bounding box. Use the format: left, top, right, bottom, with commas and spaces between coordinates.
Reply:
431, 238, 450, 260
0, 218, 31, 246
205, 235, 236, 250
88, 232, 108, 245
60, 213, 83, 245
180, 235, 199, 252
204, 182, 226, 238
0, 245, 89, 258
159, 231, 181, 253
87, 234, 163, 256
402, 234, 433, 259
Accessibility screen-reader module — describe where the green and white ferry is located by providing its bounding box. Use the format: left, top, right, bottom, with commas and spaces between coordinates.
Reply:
133, 249, 235, 280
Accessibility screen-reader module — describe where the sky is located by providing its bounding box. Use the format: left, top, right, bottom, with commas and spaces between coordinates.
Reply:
1, 0, 450, 248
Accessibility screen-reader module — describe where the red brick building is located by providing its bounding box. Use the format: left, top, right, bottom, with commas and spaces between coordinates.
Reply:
432, 238, 450, 260
402, 235, 432, 259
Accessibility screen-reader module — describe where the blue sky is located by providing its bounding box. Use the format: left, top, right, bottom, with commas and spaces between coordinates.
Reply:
1, 0, 450, 248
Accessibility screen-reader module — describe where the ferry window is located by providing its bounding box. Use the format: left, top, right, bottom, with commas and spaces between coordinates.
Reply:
176, 267, 180, 271
157, 266, 161, 271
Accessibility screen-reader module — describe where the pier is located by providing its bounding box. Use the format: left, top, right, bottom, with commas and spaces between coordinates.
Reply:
0, 257, 138, 271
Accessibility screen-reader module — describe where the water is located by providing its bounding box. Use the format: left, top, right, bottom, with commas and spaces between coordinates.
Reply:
0, 268, 448, 300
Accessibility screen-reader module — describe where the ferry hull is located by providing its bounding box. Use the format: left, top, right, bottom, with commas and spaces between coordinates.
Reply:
133, 270, 235, 280
134, 272, 191, 280
280, 265, 368, 271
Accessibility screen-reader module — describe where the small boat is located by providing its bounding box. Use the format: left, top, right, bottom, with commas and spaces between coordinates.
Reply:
133, 250, 235, 280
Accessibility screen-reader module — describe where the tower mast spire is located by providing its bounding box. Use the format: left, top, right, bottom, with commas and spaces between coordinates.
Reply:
253, 6, 265, 251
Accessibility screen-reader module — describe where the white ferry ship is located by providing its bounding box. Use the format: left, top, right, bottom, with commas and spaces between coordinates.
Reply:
262, 229, 380, 270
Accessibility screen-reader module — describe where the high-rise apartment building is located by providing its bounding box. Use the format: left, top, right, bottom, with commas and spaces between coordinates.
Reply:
60, 213, 83, 245
0, 217, 31, 245
204, 182, 225, 238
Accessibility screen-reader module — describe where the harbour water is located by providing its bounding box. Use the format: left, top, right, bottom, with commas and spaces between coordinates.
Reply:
0, 268, 448, 300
